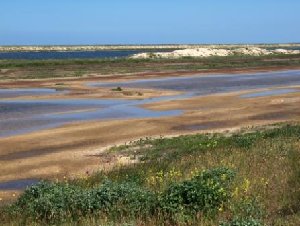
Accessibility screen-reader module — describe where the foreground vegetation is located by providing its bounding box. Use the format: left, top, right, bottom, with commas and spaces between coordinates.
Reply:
1, 123, 300, 225
1, 54, 300, 79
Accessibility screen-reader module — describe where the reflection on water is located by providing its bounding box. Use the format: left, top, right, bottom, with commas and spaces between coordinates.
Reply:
91, 70, 300, 96
0, 95, 185, 137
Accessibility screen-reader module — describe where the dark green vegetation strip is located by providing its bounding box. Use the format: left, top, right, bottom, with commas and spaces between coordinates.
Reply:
1, 124, 300, 225
1, 54, 300, 79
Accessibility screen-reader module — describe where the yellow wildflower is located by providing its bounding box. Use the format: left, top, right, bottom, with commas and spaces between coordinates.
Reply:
232, 187, 239, 198
242, 178, 250, 192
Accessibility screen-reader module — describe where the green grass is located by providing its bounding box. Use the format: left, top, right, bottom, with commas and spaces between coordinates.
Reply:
1, 123, 300, 225
1, 54, 300, 80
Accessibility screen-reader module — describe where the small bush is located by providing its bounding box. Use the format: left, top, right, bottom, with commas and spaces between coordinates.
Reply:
9, 167, 235, 224
14, 181, 88, 222
90, 181, 158, 217
160, 167, 235, 216
230, 133, 261, 149
12, 180, 157, 223
112, 86, 123, 91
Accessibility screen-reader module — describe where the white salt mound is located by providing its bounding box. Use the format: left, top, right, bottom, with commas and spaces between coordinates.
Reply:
131, 47, 300, 59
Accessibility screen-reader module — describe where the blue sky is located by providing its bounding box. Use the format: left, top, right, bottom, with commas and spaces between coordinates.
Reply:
1, 0, 300, 45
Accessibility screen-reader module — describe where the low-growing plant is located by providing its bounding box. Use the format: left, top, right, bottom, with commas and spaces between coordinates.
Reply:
111, 86, 123, 91
7, 167, 235, 224
13, 181, 88, 222
281, 146, 300, 215
90, 181, 158, 217
220, 217, 263, 226
230, 196, 265, 221
160, 168, 235, 217
11, 180, 157, 223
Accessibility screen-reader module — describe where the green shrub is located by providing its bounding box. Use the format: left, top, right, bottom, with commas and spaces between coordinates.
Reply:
229, 133, 261, 149
112, 86, 123, 91
13, 180, 157, 223
160, 167, 235, 216
14, 181, 89, 222
90, 181, 158, 217
9, 168, 235, 224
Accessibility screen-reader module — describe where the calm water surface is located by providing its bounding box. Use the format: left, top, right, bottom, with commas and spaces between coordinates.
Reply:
0, 96, 184, 137
0, 179, 39, 190
92, 70, 300, 96
0, 49, 173, 60
0, 88, 63, 98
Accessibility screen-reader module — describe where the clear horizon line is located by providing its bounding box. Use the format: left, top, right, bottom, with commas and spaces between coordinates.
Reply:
1, 42, 300, 47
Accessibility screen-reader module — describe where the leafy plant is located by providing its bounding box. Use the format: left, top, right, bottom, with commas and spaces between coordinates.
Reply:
160, 167, 235, 216
9, 168, 235, 224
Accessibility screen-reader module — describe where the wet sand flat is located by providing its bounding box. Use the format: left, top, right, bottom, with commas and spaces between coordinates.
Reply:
0, 69, 300, 202
0, 97, 183, 138
1, 70, 300, 137
92, 70, 300, 95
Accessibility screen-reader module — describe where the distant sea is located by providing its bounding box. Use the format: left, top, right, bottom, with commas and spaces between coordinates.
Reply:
0, 49, 172, 60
